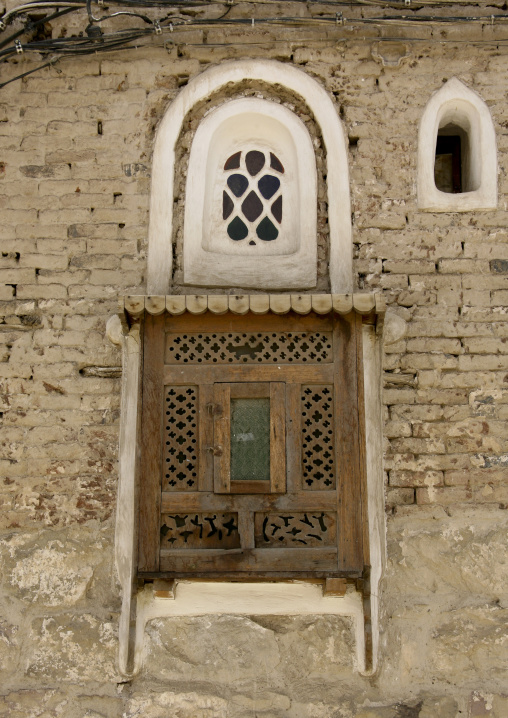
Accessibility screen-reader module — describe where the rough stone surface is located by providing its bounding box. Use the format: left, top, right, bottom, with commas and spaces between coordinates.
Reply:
0, 4, 508, 715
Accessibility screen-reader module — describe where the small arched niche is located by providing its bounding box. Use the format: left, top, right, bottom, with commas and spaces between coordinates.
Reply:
183, 98, 317, 289
418, 78, 497, 211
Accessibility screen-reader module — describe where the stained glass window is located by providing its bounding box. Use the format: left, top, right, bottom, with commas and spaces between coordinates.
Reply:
222, 150, 284, 245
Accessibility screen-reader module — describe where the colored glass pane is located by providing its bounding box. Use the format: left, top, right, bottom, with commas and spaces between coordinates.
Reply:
241, 191, 263, 222
227, 174, 249, 198
223, 191, 234, 220
270, 152, 284, 173
227, 216, 249, 241
224, 151, 241, 170
256, 216, 279, 241
271, 195, 282, 224
230, 398, 270, 481
258, 174, 280, 200
245, 150, 265, 176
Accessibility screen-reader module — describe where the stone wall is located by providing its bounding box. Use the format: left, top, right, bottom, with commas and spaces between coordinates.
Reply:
0, 8, 507, 716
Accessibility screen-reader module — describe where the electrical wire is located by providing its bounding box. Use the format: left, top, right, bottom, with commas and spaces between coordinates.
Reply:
0, 0, 506, 89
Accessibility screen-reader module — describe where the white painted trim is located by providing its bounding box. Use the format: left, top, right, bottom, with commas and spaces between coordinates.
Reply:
418, 78, 497, 211
114, 324, 141, 676
363, 323, 386, 675
183, 98, 317, 289
147, 60, 353, 294
134, 581, 366, 675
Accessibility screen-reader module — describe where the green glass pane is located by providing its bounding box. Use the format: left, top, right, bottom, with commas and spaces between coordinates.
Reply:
230, 398, 270, 481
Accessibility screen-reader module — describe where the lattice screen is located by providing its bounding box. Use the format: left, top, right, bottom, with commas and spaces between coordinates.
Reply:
301, 385, 336, 490
166, 332, 333, 364
163, 386, 198, 491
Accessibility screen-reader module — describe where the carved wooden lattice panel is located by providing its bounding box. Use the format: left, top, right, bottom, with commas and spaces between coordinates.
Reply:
160, 512, 240, 549
166, 332, 333, 364
301, 385, 336, 490
254, 512, 336, 547
163, 386, 198, 491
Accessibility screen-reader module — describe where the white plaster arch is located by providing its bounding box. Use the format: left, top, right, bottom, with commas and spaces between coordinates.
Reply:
183, 97, 317, 289
417, 78, 497, 211
146, 59, 353, 294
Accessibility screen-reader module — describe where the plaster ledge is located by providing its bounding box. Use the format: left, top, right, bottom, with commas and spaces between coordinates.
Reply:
132, 581, 367, 676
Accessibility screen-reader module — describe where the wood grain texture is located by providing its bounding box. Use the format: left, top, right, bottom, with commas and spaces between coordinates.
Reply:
138, 313, 165, 572
270, 382, 286, 493
323, 577, 348, 596
165, 295, 186, 315
213, 383, 230, 493
335, 313, 364, 574
164, 364, 334, 385
249, 294, 270, 314
141, 569, 361, 580
285, 383, 302, 493
161, 491, 338, 513
229, 382, 270, 399
145, 295, 166, 315
198, 384, 214, 492
238, 509, 255, 550
230, 480, 272, 494
290, 294, 312, 314
159, 547, 339, 573
165, 311, 333, 334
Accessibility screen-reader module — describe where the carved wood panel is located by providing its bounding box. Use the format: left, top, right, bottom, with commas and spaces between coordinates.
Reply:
166, 331, 333, 364
160, 512, 240, 549
254, 511, 336, 548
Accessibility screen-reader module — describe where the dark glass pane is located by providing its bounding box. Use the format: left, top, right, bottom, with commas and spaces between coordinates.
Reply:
270, 152, 284, 173
435, 135, 462, 193
227, 174, 249, 198
223, 191, 234, 220
241, 191, 263, 222
271, 195, 282, 224
224, 151, 241, 170
245, 150, 265, 176
256, 216, 279, 241
230, 398, 270, 481
258, 174, 280, 200
227, 216, 248, 241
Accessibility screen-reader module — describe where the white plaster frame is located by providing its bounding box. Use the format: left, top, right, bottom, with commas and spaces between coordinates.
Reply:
111, 307, 386, 678
111, 319, 142, 676
183, 98, 317, 289
147, 60, 353, 294
418, 78, 497, 211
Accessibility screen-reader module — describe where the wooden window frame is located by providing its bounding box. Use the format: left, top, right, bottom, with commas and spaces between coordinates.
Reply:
137, 309, 368, 581
213, 381, 286, 495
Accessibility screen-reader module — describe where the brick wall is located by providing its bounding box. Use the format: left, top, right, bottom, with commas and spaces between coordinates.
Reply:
0, 17, 507, 717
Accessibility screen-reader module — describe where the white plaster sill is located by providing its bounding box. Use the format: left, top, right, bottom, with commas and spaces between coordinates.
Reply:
133, 580, 367, 675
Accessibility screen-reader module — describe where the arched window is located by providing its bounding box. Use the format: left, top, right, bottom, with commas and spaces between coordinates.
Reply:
418, 78, 497, 211
146, 60, 353, 294
183, 97, 317, 289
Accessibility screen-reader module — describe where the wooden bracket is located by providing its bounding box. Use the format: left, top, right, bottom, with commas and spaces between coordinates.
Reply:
153, 579, 176, 599
323, 577, 348, 597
